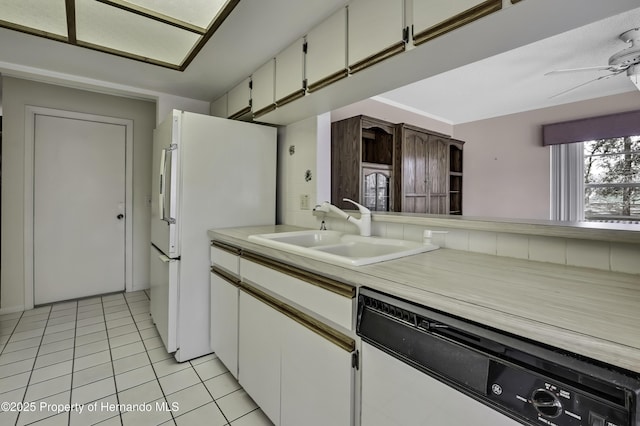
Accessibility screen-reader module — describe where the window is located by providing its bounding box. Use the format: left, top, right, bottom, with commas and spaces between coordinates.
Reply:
545, 110, 640, 224
584, 136, 640, 221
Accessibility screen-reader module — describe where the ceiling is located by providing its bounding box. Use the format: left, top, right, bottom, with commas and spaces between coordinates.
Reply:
0, 0, 349, 100
0, 1, 638, 124
0, 0, 239, 70
378, 7, 640, 124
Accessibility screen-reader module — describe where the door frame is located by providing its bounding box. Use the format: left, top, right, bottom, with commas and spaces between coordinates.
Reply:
24, 106, 134, 309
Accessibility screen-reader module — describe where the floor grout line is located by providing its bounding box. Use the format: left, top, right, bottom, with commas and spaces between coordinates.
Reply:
102, 294, 125, 426
17, 304, 58, 426
0, 291, 268, 426
64, 299, 79, 426
121, 290, 172, 426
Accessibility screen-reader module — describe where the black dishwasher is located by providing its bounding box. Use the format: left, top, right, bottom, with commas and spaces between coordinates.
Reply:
357, 287, 640, 426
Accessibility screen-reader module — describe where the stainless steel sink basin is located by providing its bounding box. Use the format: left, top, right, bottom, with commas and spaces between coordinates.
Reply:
248, 230, 438, 266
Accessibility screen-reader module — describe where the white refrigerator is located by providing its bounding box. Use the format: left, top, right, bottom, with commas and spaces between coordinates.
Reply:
150, 110, 276, 362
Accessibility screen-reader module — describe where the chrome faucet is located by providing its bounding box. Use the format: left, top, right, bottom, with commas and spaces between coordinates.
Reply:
314, 198, 371, 236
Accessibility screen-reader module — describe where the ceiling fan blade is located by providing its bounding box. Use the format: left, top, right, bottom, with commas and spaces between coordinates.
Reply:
545, 65, 614, 75
548, 71, 624, 99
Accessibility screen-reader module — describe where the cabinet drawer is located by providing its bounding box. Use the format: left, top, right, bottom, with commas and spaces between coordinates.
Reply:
240, 255, 354, 330
210, 241, 240, 275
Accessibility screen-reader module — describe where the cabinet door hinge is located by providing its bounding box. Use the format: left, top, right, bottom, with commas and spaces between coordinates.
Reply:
402, 26, 410, 43
352, 350, 360, 370
303, 41, 308, 54
249, 80, 253, 90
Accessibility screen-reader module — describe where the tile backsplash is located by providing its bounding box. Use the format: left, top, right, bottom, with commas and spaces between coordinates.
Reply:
316, 216, 640, 275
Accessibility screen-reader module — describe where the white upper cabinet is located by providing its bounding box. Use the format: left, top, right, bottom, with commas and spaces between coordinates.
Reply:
252, 59, 276, 118
412, 0, 502, 46
275, 38, 306, 107
306, 7, 348, 92
210, 93, 227, 118
348, 0, 405, 73
227, 77, 251, 119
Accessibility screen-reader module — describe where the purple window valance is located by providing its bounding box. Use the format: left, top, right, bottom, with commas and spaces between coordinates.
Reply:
542, 109, 640, 146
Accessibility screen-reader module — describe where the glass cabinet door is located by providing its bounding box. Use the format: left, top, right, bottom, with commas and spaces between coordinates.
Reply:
363, 168, 390, 211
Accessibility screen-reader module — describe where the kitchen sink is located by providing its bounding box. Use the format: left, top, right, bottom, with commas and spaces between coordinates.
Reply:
251, 229, 344, 247
248, 230, 438, 266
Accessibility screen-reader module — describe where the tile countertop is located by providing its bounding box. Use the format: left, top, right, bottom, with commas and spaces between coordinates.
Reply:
208, 225, 640, 374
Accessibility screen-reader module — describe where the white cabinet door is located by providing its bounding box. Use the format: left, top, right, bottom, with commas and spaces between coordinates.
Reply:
210, 93, 227, 118
280, 318, 354, 426
210, 272, 239, 378
306, 7, 348, 92
275, 38, 305, 105
252, 59, 276, 117
238, 290, 282, 425
348, 0, 405, 71
227, 77, 251, 119
412, 0, 501, 45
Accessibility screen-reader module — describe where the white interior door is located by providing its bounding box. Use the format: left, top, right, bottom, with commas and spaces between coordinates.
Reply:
34, 114, 126, 305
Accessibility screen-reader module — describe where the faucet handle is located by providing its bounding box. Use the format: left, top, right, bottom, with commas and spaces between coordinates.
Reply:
342, 198, 371, 215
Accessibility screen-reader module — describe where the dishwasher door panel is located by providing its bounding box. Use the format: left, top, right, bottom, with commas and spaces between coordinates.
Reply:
361, 342, 522, 426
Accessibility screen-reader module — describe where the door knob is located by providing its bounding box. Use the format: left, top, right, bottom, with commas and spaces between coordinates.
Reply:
117, 214, 124, 220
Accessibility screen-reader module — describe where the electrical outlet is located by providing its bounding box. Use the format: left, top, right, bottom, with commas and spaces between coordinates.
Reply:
300, 194, 310, 210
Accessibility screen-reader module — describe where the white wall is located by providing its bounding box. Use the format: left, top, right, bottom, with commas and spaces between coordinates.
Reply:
156, 94, 210, 124
1, 77, 156, 311
454, 91, 640, 220
277, 114, 331, 228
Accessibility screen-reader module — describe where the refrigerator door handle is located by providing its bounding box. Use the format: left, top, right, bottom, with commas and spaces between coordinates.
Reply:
158, 253, 176, 263
159, 148, 166, 220
162, 144, 177, 225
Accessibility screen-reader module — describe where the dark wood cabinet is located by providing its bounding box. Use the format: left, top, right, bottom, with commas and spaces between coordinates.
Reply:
396, 125, 448, 214
449, 140, 464, 215
331, 116, 396, 211
331, 116, 463, 214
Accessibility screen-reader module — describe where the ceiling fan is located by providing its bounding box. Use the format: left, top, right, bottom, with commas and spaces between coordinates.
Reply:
546, 28, 640, 98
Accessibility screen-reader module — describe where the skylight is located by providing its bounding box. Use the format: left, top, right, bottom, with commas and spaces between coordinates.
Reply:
0, 0, 239, 70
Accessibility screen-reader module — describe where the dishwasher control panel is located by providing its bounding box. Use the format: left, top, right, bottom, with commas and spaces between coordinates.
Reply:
487, 361, 629, 426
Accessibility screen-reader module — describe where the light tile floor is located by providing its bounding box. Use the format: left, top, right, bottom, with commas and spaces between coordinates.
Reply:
0, 291, 273, 426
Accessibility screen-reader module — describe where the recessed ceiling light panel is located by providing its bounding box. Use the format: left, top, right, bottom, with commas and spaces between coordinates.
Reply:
0, 0, 68, 38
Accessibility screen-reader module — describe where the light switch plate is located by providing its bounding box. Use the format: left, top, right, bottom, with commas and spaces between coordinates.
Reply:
300, 194, 310, 210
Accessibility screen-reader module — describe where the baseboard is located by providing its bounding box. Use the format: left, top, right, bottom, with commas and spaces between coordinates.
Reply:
0, 305, 25, 315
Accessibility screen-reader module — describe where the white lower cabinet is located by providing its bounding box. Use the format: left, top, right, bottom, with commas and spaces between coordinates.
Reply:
211, 242, 356, 426
239, 287, 355, 426
280, 315, 353, 426
238, 290, 283, 424
210, 271, 239, 378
